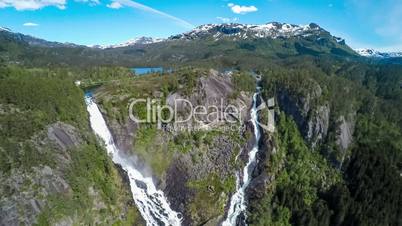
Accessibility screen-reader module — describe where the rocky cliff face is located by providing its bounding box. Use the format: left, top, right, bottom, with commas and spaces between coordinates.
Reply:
0, 122, 79, 225
94, 69, 255, 225
336, 115, 355, 152
164, 70, 256, 224
275, 79, 355, 165
0, 121, 140, 226
335, 114, 355, 167
277, 82, 330, 147
1, 166, 70, 225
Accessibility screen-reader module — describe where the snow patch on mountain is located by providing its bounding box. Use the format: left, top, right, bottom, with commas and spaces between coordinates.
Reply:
1, 22, 349, 50
355, 48, 402, 58
169, 22, 343, 42
0, 27, 12, 32
93, 37, 165, 49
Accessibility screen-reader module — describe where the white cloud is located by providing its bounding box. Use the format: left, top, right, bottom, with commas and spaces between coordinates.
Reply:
0, 0, 66, 10
75, 0, 100, 6
227, 3, 257, 14
216, 16, 238, 23
23, 22, 39, 27
107, 1, 121, 8
109, 0, 194, 29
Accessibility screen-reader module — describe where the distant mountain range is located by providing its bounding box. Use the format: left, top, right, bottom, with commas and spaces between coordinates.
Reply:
0, 22, 349, 50
355, 48, 402, 58
2, 23, 401, 60
94, 22, 346, 48
170, 22, 345, 43
91, 37, 166, 49
0, 26, 82, 48
0, 22, 362, 67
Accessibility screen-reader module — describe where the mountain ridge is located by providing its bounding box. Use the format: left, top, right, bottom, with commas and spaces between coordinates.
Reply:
0, 21, 359, 67
103, 22, 347, 48
91, 36, 166, 49
0, 26, 82, 48
1, 22, 346, 48
355, 48, 402, 58
170, 22, 344, 42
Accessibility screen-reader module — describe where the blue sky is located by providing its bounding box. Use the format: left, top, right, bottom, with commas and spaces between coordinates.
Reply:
0, 0, 401, 51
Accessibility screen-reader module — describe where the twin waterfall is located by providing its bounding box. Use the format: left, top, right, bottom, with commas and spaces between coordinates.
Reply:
85, 94, 182, 226
222, 92, 262, 226
85, 89, 262, 226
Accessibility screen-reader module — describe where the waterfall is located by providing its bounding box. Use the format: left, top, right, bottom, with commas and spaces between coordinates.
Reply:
85, 94, 182, 226
222, 92, 261, 226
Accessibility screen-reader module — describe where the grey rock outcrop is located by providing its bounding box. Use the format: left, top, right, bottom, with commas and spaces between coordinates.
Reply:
1, 120, 136, 226
47, 122, 82, 151
163, 71, 253, 225
335, 114, 355, 167
336, 115, 355, 151
307, 104, 330, 147
0, 166, 71, 226
0, 122, 80, 226
275, 79, 356, 166
277, 82, 329, 147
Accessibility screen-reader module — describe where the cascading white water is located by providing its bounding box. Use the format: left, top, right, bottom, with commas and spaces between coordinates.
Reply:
222, 92, 261, 226
85, 94, 182, 226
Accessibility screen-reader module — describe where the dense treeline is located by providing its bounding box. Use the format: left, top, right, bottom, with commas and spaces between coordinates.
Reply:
0, 64, 137, 171
0, 64, 141, 224
268, 118, 401, 226
249, 57, 402, 226
0, 66, 86, 173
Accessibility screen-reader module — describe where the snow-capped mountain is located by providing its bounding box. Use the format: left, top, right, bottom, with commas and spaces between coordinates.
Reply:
94, 37, 165, 49
169, 22, 345, 44
93, 22, 345, 49
0, 26, 12, 32
121, 37, 165, 45
355, 48, 402, 58
2, 22, 351, 54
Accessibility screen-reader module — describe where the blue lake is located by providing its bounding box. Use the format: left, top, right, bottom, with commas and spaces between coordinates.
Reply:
132, 67, 164, 75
